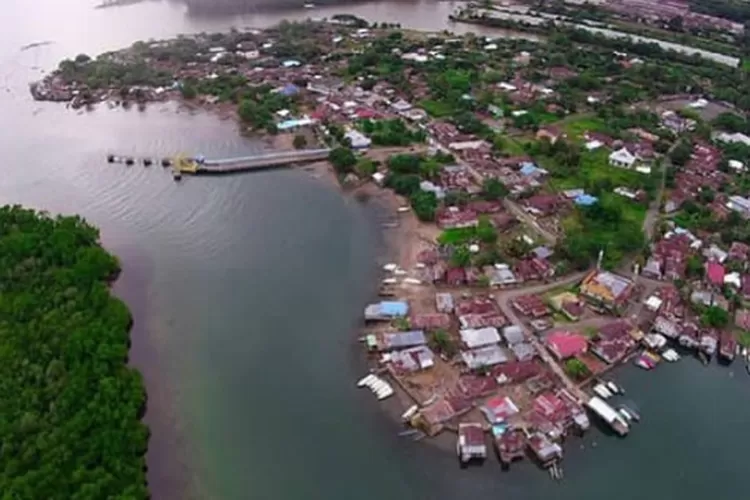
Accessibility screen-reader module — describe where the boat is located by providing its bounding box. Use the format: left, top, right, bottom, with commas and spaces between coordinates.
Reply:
383, 263, 398, 272
357, 374, 376, 387
382, 278, 398, 285
635, 355, 655, 370
593, 384, 612, 399
662, 349, 680, 362
303, 2, 315, 8
401, 405, 418, 421
621, 405, 640, 422
618, 408, 632, 422
606, 381, 621, 395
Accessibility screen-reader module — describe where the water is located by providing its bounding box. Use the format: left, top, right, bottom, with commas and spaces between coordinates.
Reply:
2, 1, 750, 499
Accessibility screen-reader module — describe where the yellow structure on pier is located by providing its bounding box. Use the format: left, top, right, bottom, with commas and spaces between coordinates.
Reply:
173, 155, 198, 174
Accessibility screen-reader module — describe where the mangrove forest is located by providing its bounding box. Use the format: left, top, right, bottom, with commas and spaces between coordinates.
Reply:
0, 206, 148, 499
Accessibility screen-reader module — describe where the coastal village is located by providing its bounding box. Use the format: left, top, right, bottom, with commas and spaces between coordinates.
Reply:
30, 3, 750, 478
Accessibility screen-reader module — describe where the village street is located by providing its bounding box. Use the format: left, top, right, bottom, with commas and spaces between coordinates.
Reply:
494, 270, 591, 402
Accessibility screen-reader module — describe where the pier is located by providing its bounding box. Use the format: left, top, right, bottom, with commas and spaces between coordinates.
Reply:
107, 148, 332, 178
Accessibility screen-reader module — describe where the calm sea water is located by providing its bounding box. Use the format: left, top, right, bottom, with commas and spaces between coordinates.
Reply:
2, 1, 750, 499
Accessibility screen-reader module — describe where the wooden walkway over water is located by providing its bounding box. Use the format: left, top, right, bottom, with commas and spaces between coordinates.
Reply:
107, 148, 331, 179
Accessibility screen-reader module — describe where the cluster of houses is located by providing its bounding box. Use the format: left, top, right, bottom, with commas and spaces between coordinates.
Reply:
601, 0, 744, 34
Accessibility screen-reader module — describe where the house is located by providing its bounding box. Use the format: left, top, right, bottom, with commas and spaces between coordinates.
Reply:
523, 194, 561, 217
437, 207, 479, 229
364, 301, 409, 321
373, 330, 426, 351
580, 270, 634, 312
461, 345, 509, 369
728, 242, 750, 263
512, 295, 550, 318
389, 345, 435, 372
536, 126, 563, 144
608, 147, 637, 169
726, 196, 750, 218
736, 310, 750, 331
436, 293, 454, 313
457, 423, 488, 462
545, 331, 588, 360
705, 261, 726, 287
503, 325, 526, 345
344, 129, 372, 149
460, 327, 501, 349
549, 291, 585, 320
716, 131, 750, 147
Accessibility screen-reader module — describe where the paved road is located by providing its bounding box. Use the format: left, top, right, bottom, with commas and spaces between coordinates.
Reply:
495, 271, 591, 402
642, 155, 670, 242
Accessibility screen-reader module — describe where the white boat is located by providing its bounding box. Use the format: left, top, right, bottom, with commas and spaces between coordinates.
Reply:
394, 269, 407, 276
357, 374, 376, 387
382, 278, 398, 285
403, 278, 422, 285
593, 384, 612, 399
618, 408, 632, 422
303, 2, 315, 8
606, 381, 621, 395
377, 387, 394, 400
371, 380, 387, 392
397, 206, 410, 213
662, 349, 680, 362
383, 263, 398, 272
402, 405, 418, 421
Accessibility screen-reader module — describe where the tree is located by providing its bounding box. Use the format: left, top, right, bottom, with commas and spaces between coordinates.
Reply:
293, 134, 307, 149
409, 191, 438, 222
476, 216, 498, 244
451, 245, 472, 267
670, 140, 693, 167
0, 206, 148, 499
482, 178, 509, 201
701, 306, 729, 328
328, 147, 357, 174
686, 255, 704, 278
564, 358, 590, 381
431, 329, 457, 356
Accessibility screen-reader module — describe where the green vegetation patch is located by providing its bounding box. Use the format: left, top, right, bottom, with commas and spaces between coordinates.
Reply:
559, 114, 608, 140
0, 206, 148, 498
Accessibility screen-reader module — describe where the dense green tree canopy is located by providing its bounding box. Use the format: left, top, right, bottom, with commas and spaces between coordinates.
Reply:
0, 206, 148, 499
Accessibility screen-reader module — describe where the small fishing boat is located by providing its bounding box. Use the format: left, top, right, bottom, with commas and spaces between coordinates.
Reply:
593, 384, 612, 399
618, 408, 632, 422
383, 263, 398, 272
622, 405, 640, 422
606, 381, 621, 395
401, 405, 418, 421
357, 374, 376, 387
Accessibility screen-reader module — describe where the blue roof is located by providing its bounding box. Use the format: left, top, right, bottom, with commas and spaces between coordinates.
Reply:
380, 301, 409, 316
574, 194, 599, 206
280, 83, 299, 96
519, 164, 539, 176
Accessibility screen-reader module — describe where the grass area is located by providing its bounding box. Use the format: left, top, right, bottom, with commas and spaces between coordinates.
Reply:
743, 59, 750, 72
419, 99, 454, 118
438, 227, 476, 245
503, 136, 528, 155
559, 114, 607, 140
546, 148, 652, 198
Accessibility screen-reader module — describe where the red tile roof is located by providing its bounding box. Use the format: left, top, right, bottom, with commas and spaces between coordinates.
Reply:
706, 261, 725, 286
545, 331, 588, 360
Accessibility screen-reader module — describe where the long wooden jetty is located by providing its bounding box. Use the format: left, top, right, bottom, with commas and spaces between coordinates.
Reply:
107, 148, 331, 179
198, 148, 331, 174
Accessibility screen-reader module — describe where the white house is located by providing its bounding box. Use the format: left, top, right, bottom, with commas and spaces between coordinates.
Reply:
726, 195, 750, 217
729, 159, 746, 172
608, 147, 637, 169
345, 130, 372, 149
716, 132, 750, 147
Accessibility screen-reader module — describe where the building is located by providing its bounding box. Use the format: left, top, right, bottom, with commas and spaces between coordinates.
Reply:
435, 292, 454, 313
580, 270, 634, 312
608, 147, 637, 169
364, 301, 408, 321
457, 423, 488, 464
344, 129, 372, 149
545, 331, 588, 360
